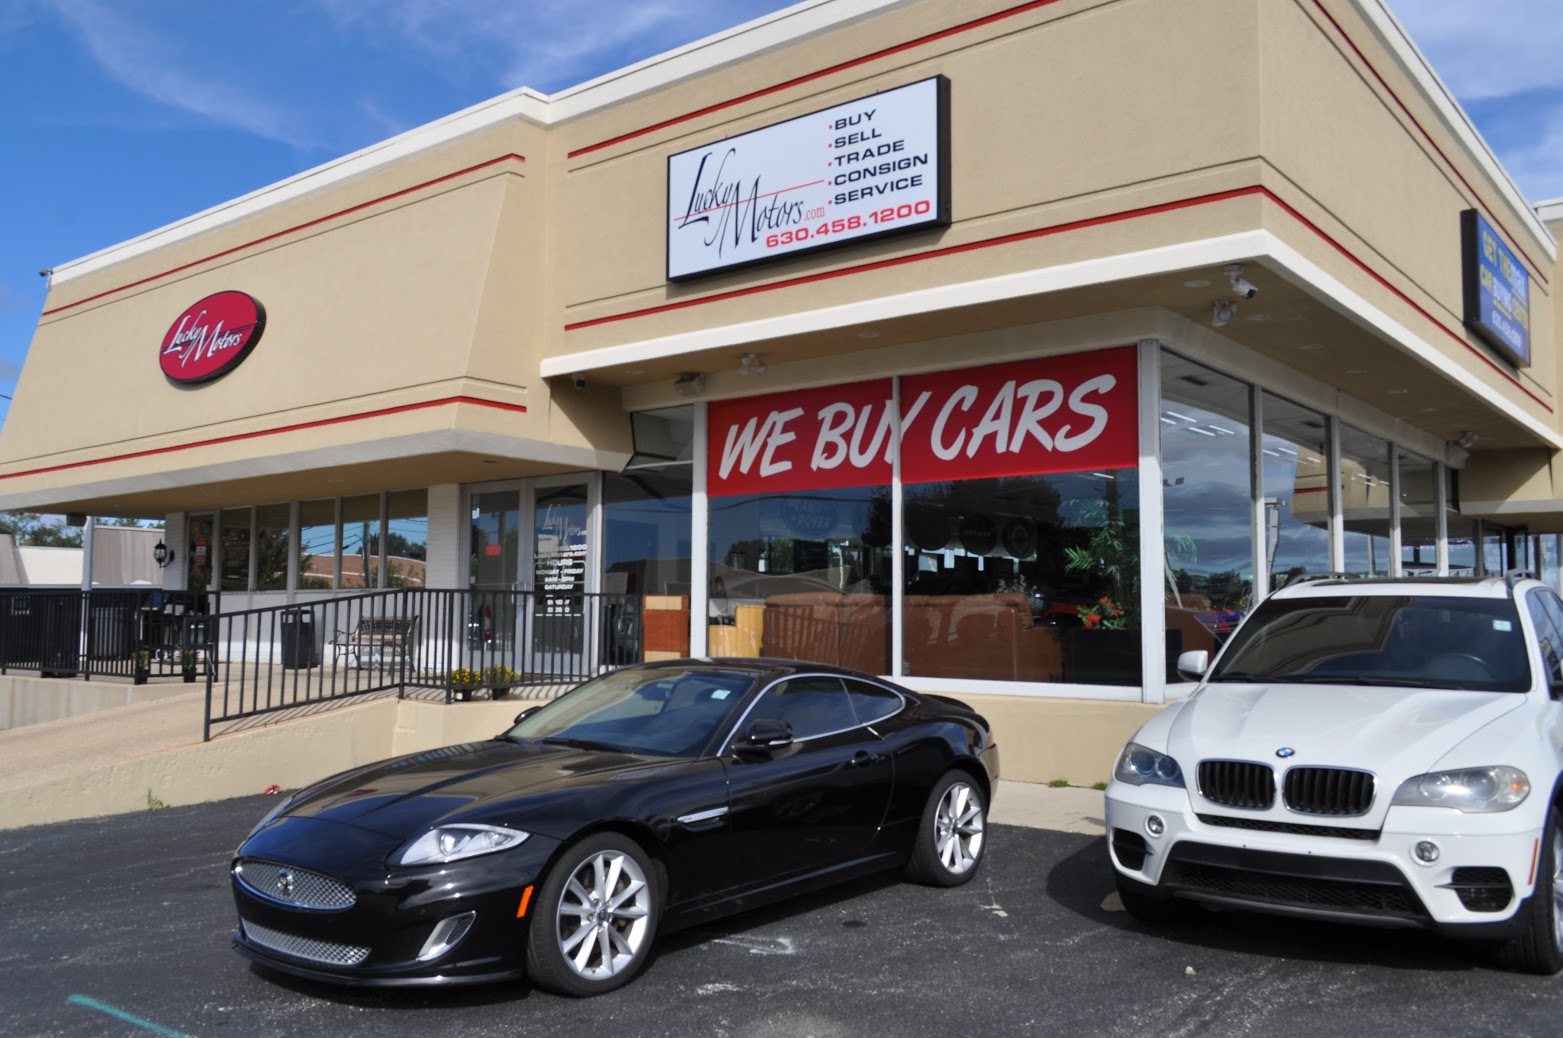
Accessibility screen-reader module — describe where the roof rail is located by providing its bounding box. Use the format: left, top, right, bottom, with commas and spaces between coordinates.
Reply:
1285, 572, 1355, 586
1504, 570, 1537, 594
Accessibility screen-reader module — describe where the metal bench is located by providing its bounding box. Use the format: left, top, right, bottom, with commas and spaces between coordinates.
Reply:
329, 615, 417, 668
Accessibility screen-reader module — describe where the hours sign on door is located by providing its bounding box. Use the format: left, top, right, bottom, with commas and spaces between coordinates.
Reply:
667, 76, 950, 280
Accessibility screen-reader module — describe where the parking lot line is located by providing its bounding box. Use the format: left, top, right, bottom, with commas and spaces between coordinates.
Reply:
66, 995, 193, 1038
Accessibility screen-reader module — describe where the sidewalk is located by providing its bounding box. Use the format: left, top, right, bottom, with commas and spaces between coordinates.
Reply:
991, 780, 1106, 836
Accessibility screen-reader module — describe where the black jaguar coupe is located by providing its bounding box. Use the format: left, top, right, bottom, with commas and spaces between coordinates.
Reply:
230, 659, 999, 996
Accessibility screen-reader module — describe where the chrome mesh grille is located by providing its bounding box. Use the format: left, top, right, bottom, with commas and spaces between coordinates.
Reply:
235, 859, 355, 909
1282, 767, 1375, 816
1198, 760, 1275, 809
242, 920, 370, 967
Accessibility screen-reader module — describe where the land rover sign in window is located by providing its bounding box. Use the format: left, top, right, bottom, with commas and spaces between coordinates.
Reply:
666, 76, 950, 280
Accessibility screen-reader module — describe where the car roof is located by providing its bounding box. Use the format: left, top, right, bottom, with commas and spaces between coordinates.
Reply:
1269, 573, 1540, 600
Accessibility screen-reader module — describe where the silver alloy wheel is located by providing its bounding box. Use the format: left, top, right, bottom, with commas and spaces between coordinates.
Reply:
1552, 826, 1563, 952
934, 781, 985, 875
555, 849, 653, 981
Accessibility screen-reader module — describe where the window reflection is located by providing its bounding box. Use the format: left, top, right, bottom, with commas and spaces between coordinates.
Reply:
255, 504, 290, 591
1340, 424, 1392, 576
341, 494, 381, 589
385, 490, 428, 588
1261, 393, 1331, 588
1160, 354, 1252, 662
1398, 450, 1438, 576
219, 508, 251, 591
471, 491, 518, 588
709, 486, 891, 672
903, 470, 1139, 684
299, 500, 336, 589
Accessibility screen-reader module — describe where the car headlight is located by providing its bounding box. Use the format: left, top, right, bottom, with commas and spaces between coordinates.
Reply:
394, 824, 530, 866
1115, 742, 1185, 788
1391, 766, 1530, 813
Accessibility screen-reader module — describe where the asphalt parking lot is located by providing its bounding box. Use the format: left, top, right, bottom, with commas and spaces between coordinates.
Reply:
4, 796, 1563, 1038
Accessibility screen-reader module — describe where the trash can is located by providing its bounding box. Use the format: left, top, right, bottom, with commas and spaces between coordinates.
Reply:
40, 594, 82, 678
279, 607, 320, 669
88, 603, 134, 660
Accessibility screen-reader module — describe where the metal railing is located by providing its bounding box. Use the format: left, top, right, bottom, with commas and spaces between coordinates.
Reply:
0, 589, 215, 681
199, 588, 643, 739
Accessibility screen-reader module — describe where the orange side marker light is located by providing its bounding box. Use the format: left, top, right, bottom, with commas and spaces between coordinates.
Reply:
1528, 839, 1541, 887
517, 885, 534, 918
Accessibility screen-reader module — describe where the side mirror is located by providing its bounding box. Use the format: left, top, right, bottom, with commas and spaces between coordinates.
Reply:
1176, 650, 1210, 682
512, 706, 543, 725
736, 718, 794, 754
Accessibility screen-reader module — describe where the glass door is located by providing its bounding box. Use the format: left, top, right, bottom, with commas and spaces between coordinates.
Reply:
524, 478, 593, 676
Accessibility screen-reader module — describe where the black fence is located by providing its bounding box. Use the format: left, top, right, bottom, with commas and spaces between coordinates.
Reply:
0, 589, 216, 682
199, 588, 643, 739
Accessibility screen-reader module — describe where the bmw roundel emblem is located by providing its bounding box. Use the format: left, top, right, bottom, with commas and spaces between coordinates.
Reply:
1276, 747, 1296, 759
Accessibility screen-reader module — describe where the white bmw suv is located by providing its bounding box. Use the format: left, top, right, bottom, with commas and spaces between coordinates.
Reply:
1105, 573, 1563, 972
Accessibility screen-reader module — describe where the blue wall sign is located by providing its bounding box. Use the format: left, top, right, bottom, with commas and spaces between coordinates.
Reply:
1461, 209, 1531, 368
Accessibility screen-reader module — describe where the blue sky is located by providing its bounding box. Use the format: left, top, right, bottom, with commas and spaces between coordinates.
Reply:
0, 0, 1559, 432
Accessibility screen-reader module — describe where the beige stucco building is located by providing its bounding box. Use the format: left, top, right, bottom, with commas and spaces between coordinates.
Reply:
3, 0, 1560, 781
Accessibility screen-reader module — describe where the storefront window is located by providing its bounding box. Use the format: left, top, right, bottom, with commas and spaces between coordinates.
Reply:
298, 499, 336, 589
384, 490, 428, 587
1160, 354, 1252, 659
341, 494, 381, 589
1398, 450, 1439, 576
255, 504, 290, 591
219, 508, 252, 591
899, 347, 1142, 685
604, 471, 692, 596
1538, 535, 1560, 592
1340, 424, 1392, 576
186, 514, 213, 592
1448, 516, 1480, 575
1261, 393, 1331, 588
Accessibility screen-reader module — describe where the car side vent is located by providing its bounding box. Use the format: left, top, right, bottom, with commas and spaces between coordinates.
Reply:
1282, 767, 1375, 816
1197, 760, 1275, 810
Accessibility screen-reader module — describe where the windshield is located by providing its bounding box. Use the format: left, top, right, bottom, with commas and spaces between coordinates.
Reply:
1210, 594, 1531, 693
503, 667, 756, 757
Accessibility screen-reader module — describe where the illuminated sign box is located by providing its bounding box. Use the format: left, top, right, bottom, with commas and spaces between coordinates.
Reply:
667, 76, 950, 281
1460, 209, 1531, 368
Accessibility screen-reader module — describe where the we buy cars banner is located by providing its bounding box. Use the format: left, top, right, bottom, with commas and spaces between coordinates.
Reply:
705, 347, 1138, 496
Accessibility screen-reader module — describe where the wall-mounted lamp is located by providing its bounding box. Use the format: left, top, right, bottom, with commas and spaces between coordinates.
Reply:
153, 540, 174, 568
1211, 299, 1237, 328
738, 352, 768, 376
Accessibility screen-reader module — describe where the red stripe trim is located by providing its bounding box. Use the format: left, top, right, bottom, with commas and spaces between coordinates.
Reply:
567, 183, 1551, 413
42, 154, 528, 318
567, 0, 1066, 159
1306, 0, 1547, 287
0, 396, 526, 482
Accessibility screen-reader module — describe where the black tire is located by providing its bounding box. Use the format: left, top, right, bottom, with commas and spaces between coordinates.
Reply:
526, 833, 661, 997
1498, 806, 1563, 974
1114, 871, 1198, 924
904, 770, 987, 887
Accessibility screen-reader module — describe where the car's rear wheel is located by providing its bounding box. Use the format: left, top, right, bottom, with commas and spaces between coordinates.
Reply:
1114, 871, 1198, 923
526, 833, 660, 996
1498, 805, 1563, 975
905, 770, 986, 886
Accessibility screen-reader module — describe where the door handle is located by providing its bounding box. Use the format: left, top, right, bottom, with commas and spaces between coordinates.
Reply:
851, 751, 882, 768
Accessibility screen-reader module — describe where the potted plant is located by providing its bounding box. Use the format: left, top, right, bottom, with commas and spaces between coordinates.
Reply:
181, 649, 198, 683
133, 648, 151, 685
483, 664, 520, 699
448, 668, 482, 702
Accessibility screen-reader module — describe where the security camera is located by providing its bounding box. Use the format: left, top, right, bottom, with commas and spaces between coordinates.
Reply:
1224, 263, 1258, 300
571, 374, 587, 390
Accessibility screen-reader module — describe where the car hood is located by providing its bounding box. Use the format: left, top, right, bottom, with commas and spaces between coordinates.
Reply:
1169, 681, 1526, 777
269, 739, 691, 839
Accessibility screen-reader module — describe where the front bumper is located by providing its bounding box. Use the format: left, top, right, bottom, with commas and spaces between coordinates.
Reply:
231, 818, 562, 986
1105, 782, 1543, 938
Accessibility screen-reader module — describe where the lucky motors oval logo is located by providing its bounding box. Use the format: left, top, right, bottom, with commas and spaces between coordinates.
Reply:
159, 291, 266, 383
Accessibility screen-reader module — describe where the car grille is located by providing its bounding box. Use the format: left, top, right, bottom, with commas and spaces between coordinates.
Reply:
1196, 814, 1379, 841
1161, 842, 1426, 922
1282, 767, 1375, 816
241, 920, 370, 967
1447, 867, 1514, 913
235, 859, 355, 909
1198, 760, 1275, 809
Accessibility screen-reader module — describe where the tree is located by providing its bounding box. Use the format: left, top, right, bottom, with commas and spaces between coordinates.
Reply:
0, 511, 82, 548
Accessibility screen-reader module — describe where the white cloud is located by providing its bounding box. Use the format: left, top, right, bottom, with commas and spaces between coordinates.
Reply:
1391, 1, 1563, 101
46, 0, 316, 148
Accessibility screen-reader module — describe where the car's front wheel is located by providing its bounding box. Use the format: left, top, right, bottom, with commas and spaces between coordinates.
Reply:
526, 833, 660, 996
905, 770, 987, 886
1498, 805, 1563, 975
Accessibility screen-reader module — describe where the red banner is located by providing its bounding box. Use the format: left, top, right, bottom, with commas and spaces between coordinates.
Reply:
705, 347, 1138, 496
900, 347, 1138, 483
708, 380, 893, 496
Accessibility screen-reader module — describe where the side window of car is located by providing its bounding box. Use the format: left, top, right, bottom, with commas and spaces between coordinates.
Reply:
754, 676, 857, 741
1525, 589, 1563, 685
841, 678, 902, 726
